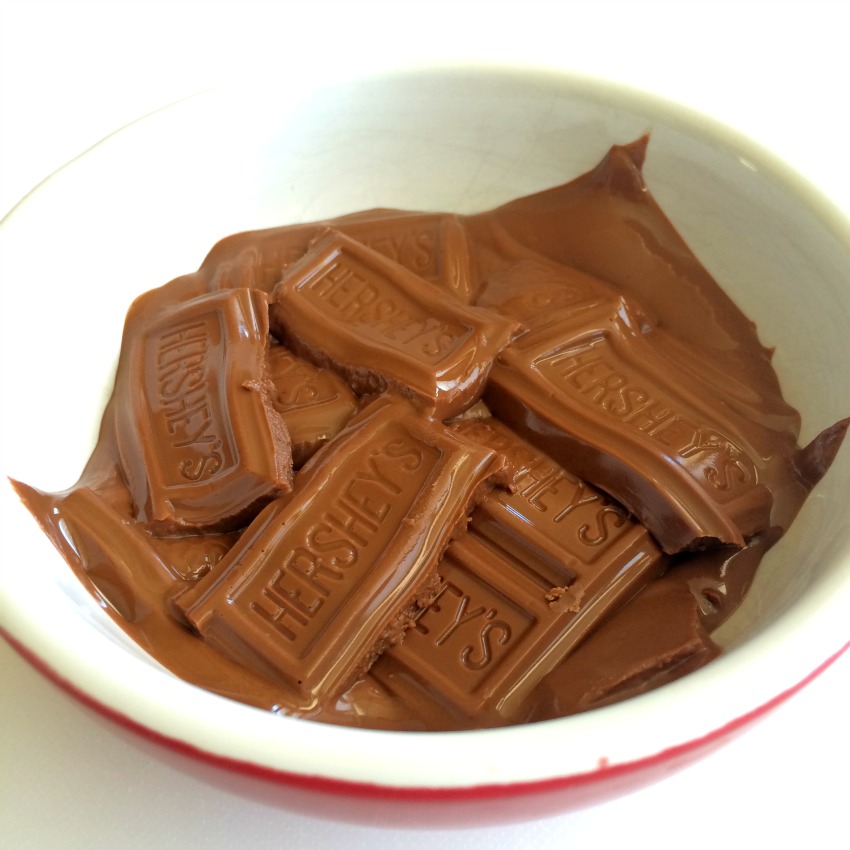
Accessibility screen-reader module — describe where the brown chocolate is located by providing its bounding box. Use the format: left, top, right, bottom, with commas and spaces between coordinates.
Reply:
467, 135, 799, 431
175, 394, 505, 710
266, 341, 357, 466
485, 297, 774, 552
269, 229, 519, 419
339, 212, 475, 302
525, 580, 722, 720
450, 417, 665, 584
12, 484, 175, 622
372, 420, 664, 726
372, 526, 662, 726
475, 255, 619, 330
114, 287, 293, 534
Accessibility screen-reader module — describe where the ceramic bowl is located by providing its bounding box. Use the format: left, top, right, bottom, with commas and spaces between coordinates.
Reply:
1, 67, 848, 827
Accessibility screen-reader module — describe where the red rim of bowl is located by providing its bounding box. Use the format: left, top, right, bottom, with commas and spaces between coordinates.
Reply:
4, 626, 848, 802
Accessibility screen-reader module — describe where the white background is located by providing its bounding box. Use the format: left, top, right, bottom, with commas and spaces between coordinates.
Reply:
1, 1, 849, 848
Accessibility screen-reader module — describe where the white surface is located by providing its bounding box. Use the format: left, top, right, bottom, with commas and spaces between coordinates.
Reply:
1, 1, 849, 847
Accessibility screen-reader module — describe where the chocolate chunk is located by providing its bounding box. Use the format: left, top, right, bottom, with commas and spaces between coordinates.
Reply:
269, 229, 520, 419
266, 341, 358, 466
372, 419, 664, 726
372, 515, 663, 726
114, 288, 293, 534
485, 297, 773, 552
525, 581, 721, 720
175, 394, 505, 710
450, 416, 665, 585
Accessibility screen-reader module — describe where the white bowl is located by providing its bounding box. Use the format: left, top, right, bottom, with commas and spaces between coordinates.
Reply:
1, 67, 848, 826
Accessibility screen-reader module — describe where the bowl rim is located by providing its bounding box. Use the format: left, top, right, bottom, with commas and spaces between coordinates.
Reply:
4, 626, 848, 801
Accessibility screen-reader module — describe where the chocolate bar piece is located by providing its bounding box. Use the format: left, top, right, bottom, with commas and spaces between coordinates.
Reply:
269, 229, 520, 419
372, 515, 664, 725
176, 395, 505, 710
526, 581, 722, 720
485, 297, 773, 552
266, 341, 357, 466
372, 418, 663, 725
450, 416, 665, 585
204, 211, 475, 302
114, 288, 293, 534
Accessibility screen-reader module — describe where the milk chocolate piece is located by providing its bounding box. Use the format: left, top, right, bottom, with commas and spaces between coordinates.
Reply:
450, 417, 665, 585
266, 341, 357, 466
372, 516, 663, 725
114, 288, 293, 534
485, 297, 773, 552
526, 581, 722, 720
466, 139, 812, 464
204, 211, 475, 301
176, 395, 505, 710
372, 418, 663, 725
269, 230, 519, 419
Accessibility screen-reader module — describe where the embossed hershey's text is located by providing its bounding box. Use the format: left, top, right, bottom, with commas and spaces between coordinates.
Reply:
298, 256, 465, 363
535, 348, 756, 496
407, 570, 532, 683
237, 429, 441, 654
147, 316, 230, 483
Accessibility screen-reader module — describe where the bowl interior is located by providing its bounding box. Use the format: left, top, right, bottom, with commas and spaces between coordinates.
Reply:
1, 67, 849, 789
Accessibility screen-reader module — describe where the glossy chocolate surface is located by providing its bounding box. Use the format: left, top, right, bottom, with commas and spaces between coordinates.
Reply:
269, 229, 519, 419
373, 419, 665, 726
266, 340, 357, 466
12, 139, 847, 730
176, 394, 504, 710
204, 210, 475, 301
115, 287, 293, 534
485, 297, 773, 552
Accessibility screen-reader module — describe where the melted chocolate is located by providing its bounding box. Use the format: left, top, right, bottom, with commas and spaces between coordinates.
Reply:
484, 296, 774, 552
266, 340, 357, 467
371, 419, 666, 728
268, 229, 520, 419
12, 138, 848, 731
114, 287, 293, 534
174, 394, 505, 711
